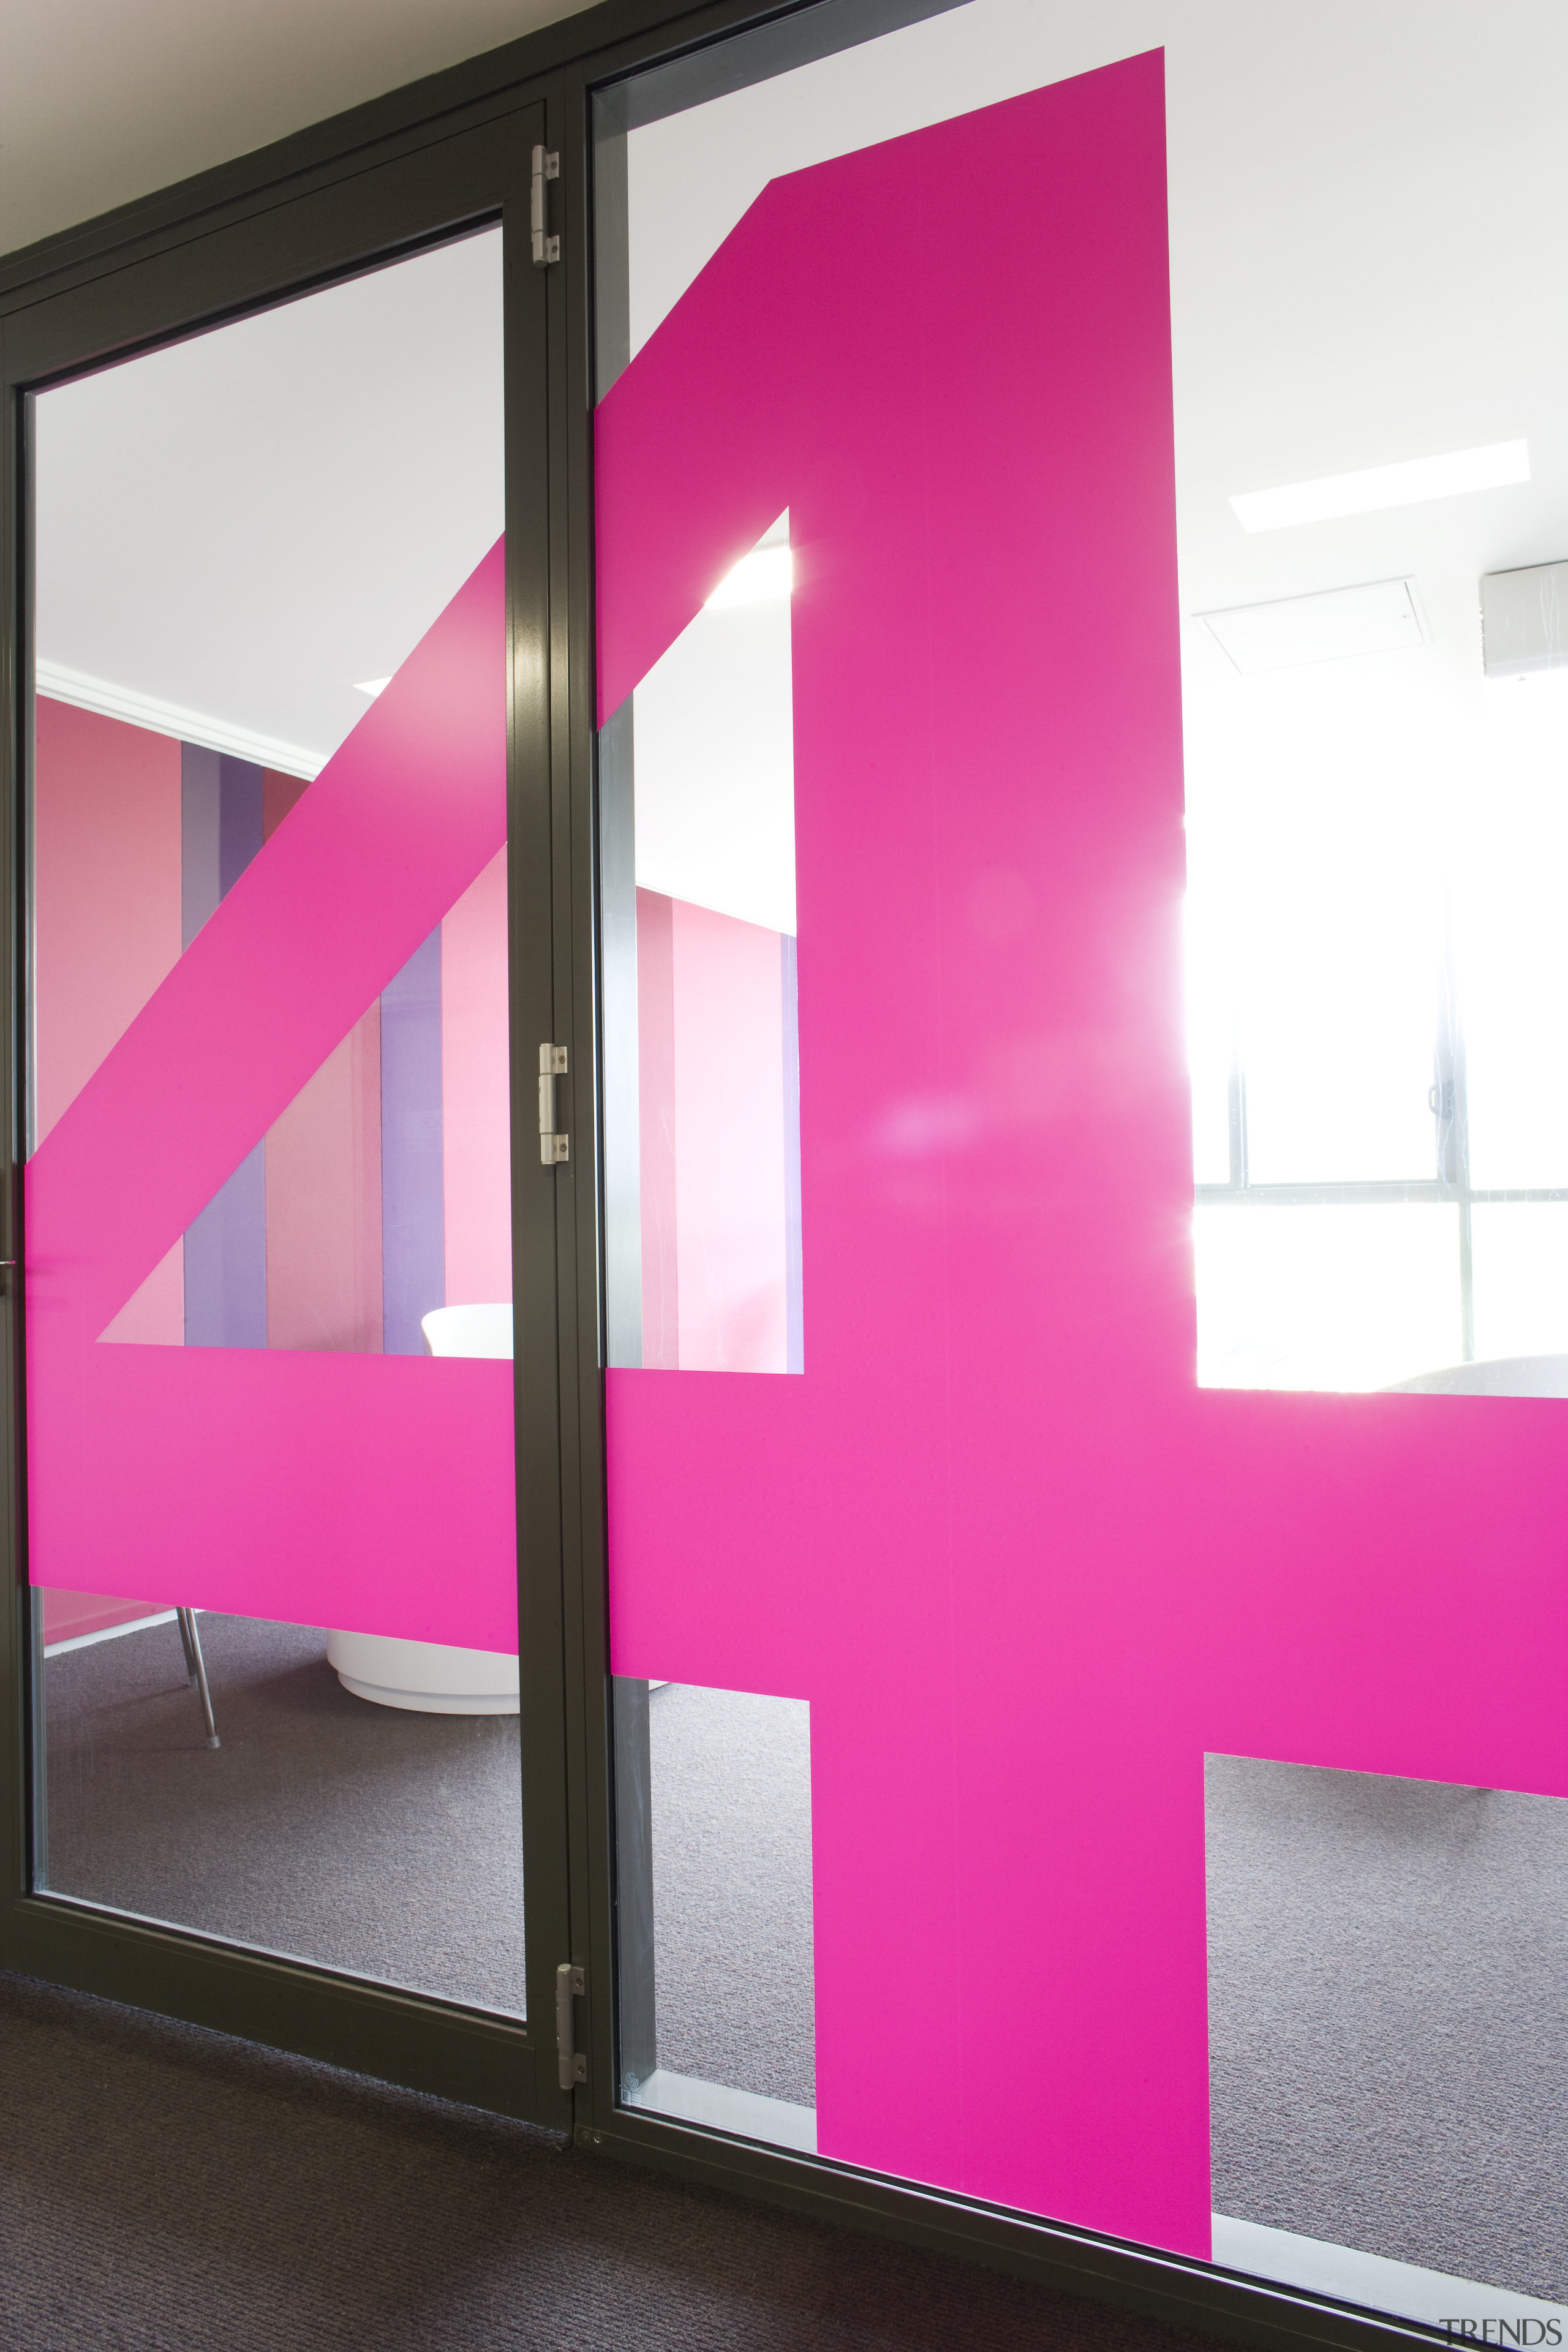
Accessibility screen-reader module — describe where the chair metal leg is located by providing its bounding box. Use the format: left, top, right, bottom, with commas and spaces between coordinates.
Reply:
178, 1608, 220, 1749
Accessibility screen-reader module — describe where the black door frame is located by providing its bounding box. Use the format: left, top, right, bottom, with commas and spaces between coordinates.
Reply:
1, 4, 1447, 2343
0, 85, 570, 2130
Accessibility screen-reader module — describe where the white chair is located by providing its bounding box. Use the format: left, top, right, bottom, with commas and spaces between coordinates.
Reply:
325, 1305, 520, 1716
420, 1303, 513, 1360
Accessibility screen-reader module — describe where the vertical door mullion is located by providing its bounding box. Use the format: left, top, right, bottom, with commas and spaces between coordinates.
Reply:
504, 97, 578, 2124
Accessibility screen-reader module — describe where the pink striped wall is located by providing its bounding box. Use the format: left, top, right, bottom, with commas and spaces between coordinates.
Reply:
262, 767, 387, 1350
265, 1009, 384, 1350
31, 695, 513, 1638
34, 698, 184, 1148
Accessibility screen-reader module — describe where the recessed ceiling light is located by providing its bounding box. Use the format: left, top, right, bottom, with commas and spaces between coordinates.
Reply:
706, 546, 791, 608
353, 676, 391, 698
1229, 440, 1529, 533
1202, 579, 1426, 673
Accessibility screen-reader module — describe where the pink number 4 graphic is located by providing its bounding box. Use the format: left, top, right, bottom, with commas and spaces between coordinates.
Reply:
597, 54, 1568, 2257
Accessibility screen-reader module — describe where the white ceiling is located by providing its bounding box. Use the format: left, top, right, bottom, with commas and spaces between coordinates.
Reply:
620, 0, 1568, 928
34, 230, 506, 769
21, 1, 1568, 927
627, 0, 1568, 656
0, 0, 592, 259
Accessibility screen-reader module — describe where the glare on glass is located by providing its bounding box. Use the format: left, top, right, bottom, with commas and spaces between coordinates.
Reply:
1183, 646, 1450, 1191
1195, 1204, 1461, 1392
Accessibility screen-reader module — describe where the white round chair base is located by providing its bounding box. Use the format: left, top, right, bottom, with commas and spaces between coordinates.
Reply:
334, 1672, 519, 1716
326, 1630, 520, 1717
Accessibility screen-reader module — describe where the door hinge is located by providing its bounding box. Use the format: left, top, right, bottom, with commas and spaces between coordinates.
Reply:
556, 1961, 587, 2089
531, 145, 560, 267
539, 1042, 568, 1164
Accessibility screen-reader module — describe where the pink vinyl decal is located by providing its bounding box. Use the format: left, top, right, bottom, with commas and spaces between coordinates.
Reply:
26, 538, 519, 1654
595, 56, 1568, 2254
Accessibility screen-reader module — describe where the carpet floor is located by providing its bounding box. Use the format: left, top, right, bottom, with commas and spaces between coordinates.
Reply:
649, 1683, 815, 2108
34, 1618, 1568, 2312
0, 1967, 1221, 2352
1205, 1753, 1568, 2303
43, 1615, 526, 2017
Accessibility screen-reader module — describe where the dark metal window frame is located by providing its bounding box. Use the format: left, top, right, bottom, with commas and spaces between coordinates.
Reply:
1, 4, 1460, 2344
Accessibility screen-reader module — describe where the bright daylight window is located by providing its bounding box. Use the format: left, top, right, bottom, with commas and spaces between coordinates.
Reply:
1187, 551, 1568, 1393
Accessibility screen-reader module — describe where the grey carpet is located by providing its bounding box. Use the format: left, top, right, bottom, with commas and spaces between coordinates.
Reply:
43, 1616, 526, 2017
37, 1621, 1568, 2309
0, 1967, 1220, 2352
1205, 1754, 1568, 2303
650, 1683, 815, 2107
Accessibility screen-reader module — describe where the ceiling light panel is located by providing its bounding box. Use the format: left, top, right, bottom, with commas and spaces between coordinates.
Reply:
1229, 442, 1529, 533
1202, 579, 1426, 673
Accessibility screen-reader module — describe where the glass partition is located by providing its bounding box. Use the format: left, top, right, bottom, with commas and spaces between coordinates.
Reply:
28, 229, 527, 2015
594, 0, 1568, 2327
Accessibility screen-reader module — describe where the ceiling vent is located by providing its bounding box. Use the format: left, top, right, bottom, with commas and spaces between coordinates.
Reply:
1201, 578, 1425, 674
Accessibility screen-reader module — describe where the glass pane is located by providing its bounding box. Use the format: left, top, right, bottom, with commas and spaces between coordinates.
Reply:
598, 458, 805, 2125
1471, 1203, 1568, 1362
1183, 652, 1448, 1188
595, 1, 1568, 2332
1208, 1754, 1568, 2307
1458, 687, 1568, 1191
625, 1680, 815, 2148
606, 517, 803, 1378
1195, 1204, 1461, 1392
28, 231, 526, 2014
1184, 895, 1232, 1187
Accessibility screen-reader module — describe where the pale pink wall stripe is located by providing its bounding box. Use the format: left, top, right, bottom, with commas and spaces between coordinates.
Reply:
42, 1592, 172, 1645
636, 888, 678, 1366
33, 697, 184, 1149
265, 1009, 383, 1350
99, 1243, 184, 1348
670, 899, 786, 1373
441, 846, 512, 1306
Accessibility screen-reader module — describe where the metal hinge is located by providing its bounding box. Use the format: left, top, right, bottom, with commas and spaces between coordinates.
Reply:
556, 1961, 587, 2089
531, 145, 560, 267
539, 1042, 568, 1164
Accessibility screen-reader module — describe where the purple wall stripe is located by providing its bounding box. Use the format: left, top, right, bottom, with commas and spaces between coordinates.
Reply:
782, 930, 803, 1374
380, 926, 445, 1354
179, 742, 221, 951
182, 744, 268, 1346
217, 755, 265, 899
184, 1140, 268, 1348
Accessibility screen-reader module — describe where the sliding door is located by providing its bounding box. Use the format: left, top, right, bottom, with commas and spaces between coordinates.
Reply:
590, 0, 1568, 2329
3, 105, 573, 2122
